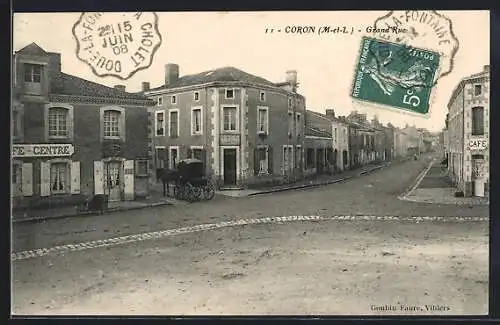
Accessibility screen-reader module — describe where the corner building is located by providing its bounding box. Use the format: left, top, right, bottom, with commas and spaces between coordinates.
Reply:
144, 64, 306, 188
446, 65, 490, 197
11, 43, 155, 209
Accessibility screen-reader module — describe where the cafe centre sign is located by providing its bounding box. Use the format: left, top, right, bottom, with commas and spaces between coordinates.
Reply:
12, 144, 75, 158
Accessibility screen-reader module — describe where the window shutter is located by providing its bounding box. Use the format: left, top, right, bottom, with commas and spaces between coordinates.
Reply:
40, 162, 50, 196
267, 146, 273, 174
124, 160, 134, 200
22, 163, 33, 196
93, 161, 104, 195
70, 161, 81, 194
254, 148, 260, 175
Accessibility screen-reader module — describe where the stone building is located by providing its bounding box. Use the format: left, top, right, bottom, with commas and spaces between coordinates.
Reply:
143, 64, 306, 188
11, 43, 154, 209
446, 65, 490, 197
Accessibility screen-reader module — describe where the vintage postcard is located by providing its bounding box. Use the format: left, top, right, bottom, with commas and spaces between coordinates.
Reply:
11, 11, 489, 316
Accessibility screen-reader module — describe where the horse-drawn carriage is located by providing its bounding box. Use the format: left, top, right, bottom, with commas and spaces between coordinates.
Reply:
158, 158, 216, 202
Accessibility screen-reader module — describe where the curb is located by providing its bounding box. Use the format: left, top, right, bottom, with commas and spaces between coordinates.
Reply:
248, 163, 389, 196
248, 176, 354, 196
12, 201, 174, 224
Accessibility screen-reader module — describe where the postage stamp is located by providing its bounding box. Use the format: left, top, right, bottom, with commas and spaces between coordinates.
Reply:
351, 36, 440, 115
371, 10, 459, 81
72, 12, 162, 80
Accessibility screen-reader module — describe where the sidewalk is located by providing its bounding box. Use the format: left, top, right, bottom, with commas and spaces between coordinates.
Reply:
217, 161, 391, 198
12, 195, 176, 224
402, 163, 489, 206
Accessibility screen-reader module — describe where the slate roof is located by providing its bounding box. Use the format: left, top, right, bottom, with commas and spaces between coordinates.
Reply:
50, 73, 150, 101
15, 42, 48, 56
305, 126, 332, 138
148, 66, 278, 91
15, 42, 151, 102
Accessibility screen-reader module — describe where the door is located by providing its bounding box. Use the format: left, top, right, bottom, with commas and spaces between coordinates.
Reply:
223, 148, 237, 185
105, 161, 122, 201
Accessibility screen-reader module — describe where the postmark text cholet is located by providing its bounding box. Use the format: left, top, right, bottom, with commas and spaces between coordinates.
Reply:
72, 12, 162, 80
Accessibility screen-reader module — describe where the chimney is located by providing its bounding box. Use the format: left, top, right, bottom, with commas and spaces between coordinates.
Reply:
325, 109, 335, 118
286, 70, 298, 85
114, 85, 126, 92
165, 63, 180, 86
484, 65, 490, 72
142, 82, 150, 91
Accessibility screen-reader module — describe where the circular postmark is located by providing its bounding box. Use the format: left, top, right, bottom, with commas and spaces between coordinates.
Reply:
371, 10, 459, 82
72, 12, 162, 80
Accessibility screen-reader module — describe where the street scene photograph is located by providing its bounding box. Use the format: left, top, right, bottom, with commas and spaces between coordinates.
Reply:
10, 10, 490, 315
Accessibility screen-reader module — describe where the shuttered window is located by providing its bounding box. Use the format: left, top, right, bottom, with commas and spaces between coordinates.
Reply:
169, 111, 179, 138
50, 162, 69, 194
471, 107, 484, 136
254, 147, 268, 175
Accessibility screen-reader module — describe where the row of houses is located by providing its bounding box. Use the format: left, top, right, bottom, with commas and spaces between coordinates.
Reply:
10, 43, 431, 209
444, 65, 490, 198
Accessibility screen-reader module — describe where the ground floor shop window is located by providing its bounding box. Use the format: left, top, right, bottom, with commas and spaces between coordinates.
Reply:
50, 162, 68, 194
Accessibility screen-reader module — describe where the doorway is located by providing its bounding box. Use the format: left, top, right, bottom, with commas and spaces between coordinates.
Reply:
223, 148, 237, 185
105, 161, 122, 201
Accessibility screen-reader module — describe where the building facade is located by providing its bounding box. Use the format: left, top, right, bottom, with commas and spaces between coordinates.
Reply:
446, 65, 490, 197
144, 64, 306, 188
11, 43, 154, 209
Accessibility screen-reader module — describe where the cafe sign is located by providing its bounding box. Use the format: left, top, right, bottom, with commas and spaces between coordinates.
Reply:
468, 138, 488, 151
12, 144, 75, 158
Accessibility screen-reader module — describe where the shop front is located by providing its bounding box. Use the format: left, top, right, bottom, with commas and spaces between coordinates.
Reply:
11, 143, 80, 209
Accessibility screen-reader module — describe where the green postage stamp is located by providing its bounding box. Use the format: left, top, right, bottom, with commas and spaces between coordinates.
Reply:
351, 37, 440, 115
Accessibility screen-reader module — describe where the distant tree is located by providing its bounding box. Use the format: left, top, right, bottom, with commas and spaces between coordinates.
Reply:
386, 122, 395, 128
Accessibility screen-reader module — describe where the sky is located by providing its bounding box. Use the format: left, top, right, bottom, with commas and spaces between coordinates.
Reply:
13, 11, 489, 132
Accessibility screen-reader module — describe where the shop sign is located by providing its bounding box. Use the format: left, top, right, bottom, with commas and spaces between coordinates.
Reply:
12, 144, 74, 158
468, 138, 488, 150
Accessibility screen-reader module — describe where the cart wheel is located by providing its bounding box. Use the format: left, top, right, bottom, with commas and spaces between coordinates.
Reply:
203, 183, 215, 200
184, 183, 196, 202
191, 186, 202, 201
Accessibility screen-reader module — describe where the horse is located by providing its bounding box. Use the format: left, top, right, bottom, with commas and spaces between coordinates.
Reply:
156, 168, 178, 197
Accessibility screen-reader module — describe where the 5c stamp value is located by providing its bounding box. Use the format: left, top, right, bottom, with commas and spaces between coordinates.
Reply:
351, 37, 439, 115
72, 12, 162, 80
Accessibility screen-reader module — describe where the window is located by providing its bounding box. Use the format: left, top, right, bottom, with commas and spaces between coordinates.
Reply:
296, 113, 301, 137
155, 111, 165, 136
333, 127, 337, 143
171, 95, 177, 104
48, 107, 69, 138
24, 64, 42, 83
257, 106, 269, 134
12, 111, 19, 138
169, 110, 179, 138
191, 148, 203, 160
50, 162, 68, 194
255, 147, 268, 175
225, 89, 234, 99
223, 106, 237, 131
169, 147, 179, 169
103, 110, 121, 138
136, 159, 149, 176
296, 145, 302, 170
306, 148, 315, 169
11, 162, 22, 195
288, 97, 293, 108
157, 97, 163, 106
191, 107, 202, 135
471, 106, 484, 135
474, 85, 482, 96
194, 92, 200, 101
259, 91, 266, 102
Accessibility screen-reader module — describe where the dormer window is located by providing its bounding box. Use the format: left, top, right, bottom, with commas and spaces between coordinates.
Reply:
24, 64, 42, 83
225, 89, 234, 99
